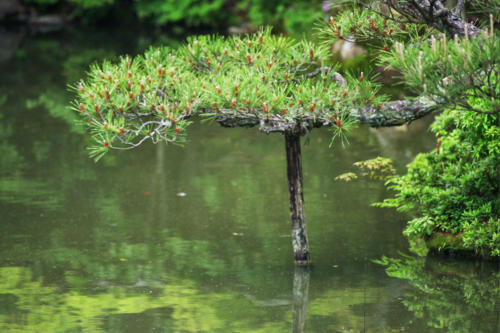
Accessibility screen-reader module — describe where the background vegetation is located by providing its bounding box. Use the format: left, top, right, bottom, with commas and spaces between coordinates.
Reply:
4, 0, 327, 35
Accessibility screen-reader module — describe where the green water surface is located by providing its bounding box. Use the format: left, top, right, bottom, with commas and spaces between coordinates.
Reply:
0, 26, 499, 332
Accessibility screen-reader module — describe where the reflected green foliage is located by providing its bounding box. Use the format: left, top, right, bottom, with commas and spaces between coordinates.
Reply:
27, 90, 84, 133
0, 28, 184, 209
378, 255, 500, 332
0, 266, 236, 332
0, 117, 437, 331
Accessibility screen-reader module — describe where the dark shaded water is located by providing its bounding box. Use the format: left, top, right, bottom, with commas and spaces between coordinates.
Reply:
0, 26, 499, 332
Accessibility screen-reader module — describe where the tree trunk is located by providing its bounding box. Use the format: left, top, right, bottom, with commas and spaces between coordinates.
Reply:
285, 131, 310, 265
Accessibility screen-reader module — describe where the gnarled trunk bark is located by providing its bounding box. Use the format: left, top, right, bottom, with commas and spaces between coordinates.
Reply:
285, 131, 310, 265
386, 0, 481, 38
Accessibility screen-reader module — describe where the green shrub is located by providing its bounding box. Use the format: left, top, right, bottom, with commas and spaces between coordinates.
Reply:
378, 104, 500, 256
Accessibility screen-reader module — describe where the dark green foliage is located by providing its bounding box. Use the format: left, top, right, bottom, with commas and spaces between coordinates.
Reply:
377, 106, 500, 256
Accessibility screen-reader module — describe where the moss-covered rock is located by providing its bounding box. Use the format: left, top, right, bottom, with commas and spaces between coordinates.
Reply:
425, 232, 497, 259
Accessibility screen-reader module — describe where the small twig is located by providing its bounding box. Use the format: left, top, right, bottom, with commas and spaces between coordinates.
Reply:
366, 2, 416, 24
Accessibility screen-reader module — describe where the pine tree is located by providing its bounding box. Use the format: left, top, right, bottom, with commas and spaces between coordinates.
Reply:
72, 0, 499, 263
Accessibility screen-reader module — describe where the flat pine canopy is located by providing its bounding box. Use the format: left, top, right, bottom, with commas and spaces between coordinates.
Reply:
73, 28, 433, 160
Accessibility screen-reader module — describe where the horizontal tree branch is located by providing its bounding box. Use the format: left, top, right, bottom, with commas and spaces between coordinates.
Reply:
215, 99, 437, 134
354, 99, 438, 127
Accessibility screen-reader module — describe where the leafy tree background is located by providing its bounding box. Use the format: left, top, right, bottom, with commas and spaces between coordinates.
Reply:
5, 0, 327, 35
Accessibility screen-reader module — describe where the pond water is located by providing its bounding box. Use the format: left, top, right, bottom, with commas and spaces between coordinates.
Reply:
0, 26, 499, 332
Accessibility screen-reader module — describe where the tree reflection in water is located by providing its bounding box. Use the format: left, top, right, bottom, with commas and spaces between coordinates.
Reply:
292, 266, 310, 333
